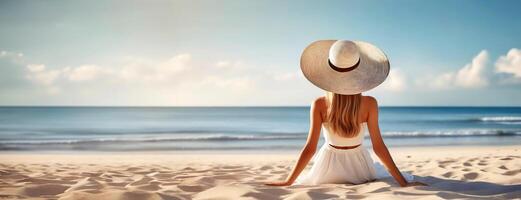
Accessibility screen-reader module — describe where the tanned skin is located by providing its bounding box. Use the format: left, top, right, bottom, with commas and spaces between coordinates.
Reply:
265, 95, 426, 187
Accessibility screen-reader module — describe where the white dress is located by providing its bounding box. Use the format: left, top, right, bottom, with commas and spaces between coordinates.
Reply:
293, 122, 414, 185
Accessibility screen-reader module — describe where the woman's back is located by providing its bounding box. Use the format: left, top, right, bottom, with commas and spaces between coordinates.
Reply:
320, 95, 372, 146
323, 122, 367, 146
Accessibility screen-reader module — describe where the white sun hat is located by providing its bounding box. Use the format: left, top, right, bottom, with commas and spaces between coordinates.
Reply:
300, 40, 390, 95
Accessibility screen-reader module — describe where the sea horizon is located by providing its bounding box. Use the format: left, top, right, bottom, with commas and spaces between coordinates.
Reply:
1, 105, 521, 108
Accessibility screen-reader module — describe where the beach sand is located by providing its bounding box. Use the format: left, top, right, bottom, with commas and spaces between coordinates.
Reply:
0, 146, 520, 200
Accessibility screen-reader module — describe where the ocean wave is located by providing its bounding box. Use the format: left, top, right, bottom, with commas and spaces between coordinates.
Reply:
383, 129, 521, 137
477, 116, 521, 122
1, 130, 520, 145
0, 134, 306, 145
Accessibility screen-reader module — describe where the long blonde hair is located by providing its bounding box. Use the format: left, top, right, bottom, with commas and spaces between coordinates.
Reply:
324, 92, 362, 138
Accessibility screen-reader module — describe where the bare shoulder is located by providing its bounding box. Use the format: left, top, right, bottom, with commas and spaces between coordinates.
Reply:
311, 96, 327, 114
312, 96, 326, 109
361, 95, 378, 108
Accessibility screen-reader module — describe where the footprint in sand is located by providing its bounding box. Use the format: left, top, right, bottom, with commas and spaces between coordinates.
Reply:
502, 169, 521, 176
19, 184, 69, 197
463, 172, 478, 180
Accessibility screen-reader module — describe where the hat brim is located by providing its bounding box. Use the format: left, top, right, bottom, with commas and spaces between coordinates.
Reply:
300, 40, 390, 95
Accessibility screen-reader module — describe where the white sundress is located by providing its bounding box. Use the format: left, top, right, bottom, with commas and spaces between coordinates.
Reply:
293, 122, 414, 185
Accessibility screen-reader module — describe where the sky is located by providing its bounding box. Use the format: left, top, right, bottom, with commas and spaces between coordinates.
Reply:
0, 0, 520, 106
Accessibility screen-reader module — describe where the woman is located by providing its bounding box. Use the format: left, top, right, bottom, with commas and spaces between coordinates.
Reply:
266, 40, 425, 187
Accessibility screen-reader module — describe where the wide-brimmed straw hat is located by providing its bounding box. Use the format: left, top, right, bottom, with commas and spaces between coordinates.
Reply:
300, 40, 390, 95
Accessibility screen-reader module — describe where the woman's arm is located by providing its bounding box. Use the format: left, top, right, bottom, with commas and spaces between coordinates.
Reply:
265, 98, 324, 186
366, 97, 411, 187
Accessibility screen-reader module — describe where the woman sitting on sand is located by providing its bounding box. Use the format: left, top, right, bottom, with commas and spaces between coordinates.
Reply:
266, 40, 425, 187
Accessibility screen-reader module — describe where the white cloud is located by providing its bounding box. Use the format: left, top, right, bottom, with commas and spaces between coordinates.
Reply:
381, 68, 407, 91
27, 64, 45, 72
114, 54, 192, 82
25, 64, 61, 86
63, 65, 107, 81
20, 53, 265, 100
430, 50, 489, 89
25, 64, 111, 89
495, 48, 521, 78
24, 54, 195, 85
154, 54, 191, 79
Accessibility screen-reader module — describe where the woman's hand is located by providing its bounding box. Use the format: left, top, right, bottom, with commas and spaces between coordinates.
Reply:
264, 180, 292, 186
403, 181, 427, 187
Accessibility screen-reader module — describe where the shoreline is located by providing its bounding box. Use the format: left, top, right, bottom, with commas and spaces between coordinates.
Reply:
1, 142, 520, 154
0, 144, 518, 154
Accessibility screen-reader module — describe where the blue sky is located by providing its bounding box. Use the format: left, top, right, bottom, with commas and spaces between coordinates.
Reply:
0, 0, 520, 106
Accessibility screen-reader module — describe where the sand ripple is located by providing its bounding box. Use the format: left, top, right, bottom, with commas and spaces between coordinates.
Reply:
0, 148, 520, 199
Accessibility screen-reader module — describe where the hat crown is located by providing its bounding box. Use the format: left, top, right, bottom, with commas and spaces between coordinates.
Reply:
328, 40, 360, 69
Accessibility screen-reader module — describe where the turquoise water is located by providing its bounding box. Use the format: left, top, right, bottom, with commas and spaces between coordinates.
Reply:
0, 107, 520, 151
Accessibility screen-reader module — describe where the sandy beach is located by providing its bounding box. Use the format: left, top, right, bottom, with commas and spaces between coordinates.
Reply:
0, 146, 520, 200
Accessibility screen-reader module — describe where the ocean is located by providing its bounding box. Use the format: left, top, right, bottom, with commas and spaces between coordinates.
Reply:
0, 106, 520, 151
